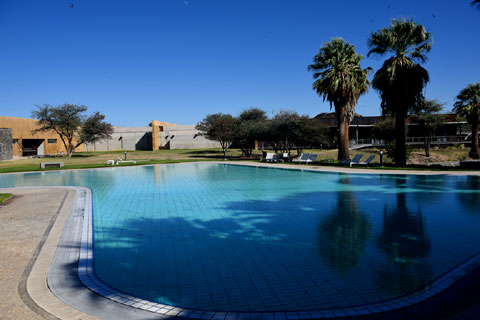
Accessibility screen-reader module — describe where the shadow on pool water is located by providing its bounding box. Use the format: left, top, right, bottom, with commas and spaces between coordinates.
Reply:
88, 174, 480, 312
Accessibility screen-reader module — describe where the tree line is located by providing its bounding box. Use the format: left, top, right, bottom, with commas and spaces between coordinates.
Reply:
196, 108, 328, 160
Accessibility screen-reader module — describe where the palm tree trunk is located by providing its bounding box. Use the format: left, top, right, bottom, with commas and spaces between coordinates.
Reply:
336, 106, 350, 160
394, 111, 407, 166
470, 120, 479, 159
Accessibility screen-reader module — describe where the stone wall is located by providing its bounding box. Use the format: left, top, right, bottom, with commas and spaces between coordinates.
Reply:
0, 128, 13, 160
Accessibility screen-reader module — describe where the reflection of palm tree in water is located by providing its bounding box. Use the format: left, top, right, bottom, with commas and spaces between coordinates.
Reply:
456, 176, 480, 216
318, 177, 370, 272
376, 177, 432, 294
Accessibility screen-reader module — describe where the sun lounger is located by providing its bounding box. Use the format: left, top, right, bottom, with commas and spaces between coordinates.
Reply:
339, 154, 363, 166
282, 153, 290, 162
306, 153, 318, 164
273, 153, 284, 163
116, 160, 137, 165
260, 153, 275, 162
349, 153, 364, 166
353, 155, 375, 166
292, 153, 310, 163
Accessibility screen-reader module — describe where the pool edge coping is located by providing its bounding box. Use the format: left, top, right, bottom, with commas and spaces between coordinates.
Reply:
0, 159, 479, 177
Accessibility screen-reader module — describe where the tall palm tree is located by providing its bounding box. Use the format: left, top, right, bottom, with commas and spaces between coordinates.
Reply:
454, 83, 480, 159
309, 38, 371, 160
472, 0, 480, 10
367, 18, 432, 166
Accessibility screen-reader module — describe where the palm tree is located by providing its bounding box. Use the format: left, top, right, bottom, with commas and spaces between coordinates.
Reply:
309, 38, 371, 160
367, 18, 432, 166
454, 83, 480, 159
472, 0, 480, 10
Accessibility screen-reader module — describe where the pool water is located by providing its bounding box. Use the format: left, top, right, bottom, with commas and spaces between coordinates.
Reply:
1, 163, 480, 311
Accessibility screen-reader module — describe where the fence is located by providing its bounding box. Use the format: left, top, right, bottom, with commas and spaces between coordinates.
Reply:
350, 135, 475, 147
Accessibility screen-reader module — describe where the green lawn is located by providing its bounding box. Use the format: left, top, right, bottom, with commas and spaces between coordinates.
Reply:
0, 193, 12, 204
0, 146, 475, 174
0, 149, 248, 174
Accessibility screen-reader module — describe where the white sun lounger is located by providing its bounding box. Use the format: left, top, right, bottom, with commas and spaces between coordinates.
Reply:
293, 153, 310, 163
260, 153, 275, 162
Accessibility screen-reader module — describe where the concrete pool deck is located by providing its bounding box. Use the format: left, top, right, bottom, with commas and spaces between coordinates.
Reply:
239, 161, 480, 176
1, 162, 480, 319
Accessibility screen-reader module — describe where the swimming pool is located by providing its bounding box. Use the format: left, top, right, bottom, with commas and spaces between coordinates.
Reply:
1, 163, 480, 313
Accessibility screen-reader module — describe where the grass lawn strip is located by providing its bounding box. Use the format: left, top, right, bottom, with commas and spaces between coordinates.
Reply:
0, 193, 12, 204
0, 146, 477, 174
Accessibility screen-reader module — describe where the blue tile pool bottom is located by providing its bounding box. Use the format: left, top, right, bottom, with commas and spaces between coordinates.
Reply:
76, 186, 480, 318
2, 163, 480, 316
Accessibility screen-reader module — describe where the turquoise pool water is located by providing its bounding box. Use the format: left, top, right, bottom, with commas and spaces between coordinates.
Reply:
1, 163, 480, 311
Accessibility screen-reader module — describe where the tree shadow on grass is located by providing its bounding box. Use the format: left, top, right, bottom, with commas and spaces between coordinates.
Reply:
186, 150, 224, 155
71, 153, 94, 158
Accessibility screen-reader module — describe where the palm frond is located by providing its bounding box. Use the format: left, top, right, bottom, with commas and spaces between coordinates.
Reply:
367, 18, 432, 63
309, 38, 371, 121
472, 0, 480, 10
368, 18, 431, 116
453, 83, 480, 121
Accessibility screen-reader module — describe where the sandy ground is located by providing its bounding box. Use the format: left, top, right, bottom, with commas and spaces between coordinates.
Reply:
0, 188, 67, 320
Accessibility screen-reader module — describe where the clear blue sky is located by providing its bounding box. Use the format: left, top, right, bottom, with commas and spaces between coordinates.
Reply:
1, 0, 479, 126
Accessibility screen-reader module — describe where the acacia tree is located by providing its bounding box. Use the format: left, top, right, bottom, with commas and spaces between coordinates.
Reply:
410, 99, 445, 157
267, 110, 302, 154
265, 110, 327, 155
372, 118, 401, 160
309, 38, 371, 160
235, 108, 268, 157
454, 83, 480, 159
32, 104, 113, 157
293, 118, 328, 155
368, 18, 432, 166
196, 113, 238, 160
